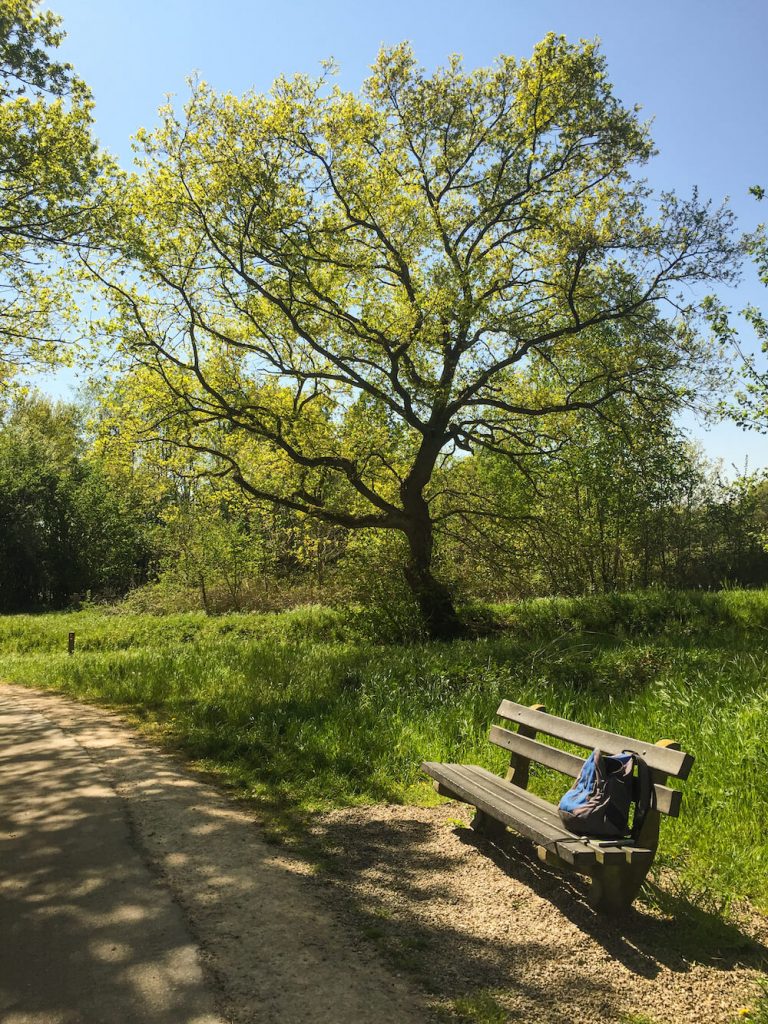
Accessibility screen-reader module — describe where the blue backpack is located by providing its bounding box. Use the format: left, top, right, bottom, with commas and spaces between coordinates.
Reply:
559, 749, 652, 839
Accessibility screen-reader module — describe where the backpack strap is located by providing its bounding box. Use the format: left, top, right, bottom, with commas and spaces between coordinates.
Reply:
630, 753, 654, 840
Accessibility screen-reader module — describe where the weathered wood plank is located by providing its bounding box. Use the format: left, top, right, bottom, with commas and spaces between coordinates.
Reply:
422, 762, 640, 867
455, 766, 649, 862
537, 845, 572, 872
495, 701, 694, 779
490, 724, 584, 774
422, 762, 596, 867
488, 725, 683, 817
504, 701, 545, 789
457, 765, 567, 829
459, 766, 564, 828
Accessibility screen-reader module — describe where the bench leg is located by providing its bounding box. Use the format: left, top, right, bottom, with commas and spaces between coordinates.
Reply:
587, 861, 649, 915
471, 809, 508, 843
588, 797, 663, 914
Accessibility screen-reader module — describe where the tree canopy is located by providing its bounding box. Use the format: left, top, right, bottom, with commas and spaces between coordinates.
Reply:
86, 35, 738, 636
0, 0, 99, 392
736, 210, 768, 429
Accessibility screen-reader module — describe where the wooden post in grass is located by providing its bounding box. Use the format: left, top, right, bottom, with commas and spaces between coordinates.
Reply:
68, 632, 75, 656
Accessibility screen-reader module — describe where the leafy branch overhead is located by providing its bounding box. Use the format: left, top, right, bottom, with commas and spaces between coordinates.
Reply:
738, 215, 768, 428
0, 0, 101, 391
87, 35, 739, 636
709, 186, 768, 432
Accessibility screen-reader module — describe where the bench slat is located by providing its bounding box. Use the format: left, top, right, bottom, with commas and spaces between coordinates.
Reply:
422, 762, 646, 867
423, 761, 595, 866
460, 765, 567, 832
496, 701, 694, 779
456, 766, 651, 863
459, 766, 602, 848
490, 724, 584, 775
489, 725, 683, 817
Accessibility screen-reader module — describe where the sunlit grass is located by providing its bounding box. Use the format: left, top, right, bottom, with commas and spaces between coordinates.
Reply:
0, 589, 766, 911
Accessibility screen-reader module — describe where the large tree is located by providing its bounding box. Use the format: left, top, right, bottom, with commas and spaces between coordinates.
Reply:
0, 0, 99, 391
87, 36, 737, 637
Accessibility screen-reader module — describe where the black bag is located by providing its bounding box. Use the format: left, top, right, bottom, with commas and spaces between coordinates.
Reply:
558, 748, 653, 839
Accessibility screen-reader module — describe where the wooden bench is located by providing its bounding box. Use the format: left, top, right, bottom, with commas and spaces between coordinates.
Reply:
422, 700, 694, 914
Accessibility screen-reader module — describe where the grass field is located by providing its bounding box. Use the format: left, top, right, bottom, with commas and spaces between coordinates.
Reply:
1, 589, 766, 915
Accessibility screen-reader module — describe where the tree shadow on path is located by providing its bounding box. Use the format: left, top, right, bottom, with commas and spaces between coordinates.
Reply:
308, 807, 767, 1023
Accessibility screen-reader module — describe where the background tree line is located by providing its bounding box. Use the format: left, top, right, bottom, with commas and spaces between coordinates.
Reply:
2, 392, 765, 618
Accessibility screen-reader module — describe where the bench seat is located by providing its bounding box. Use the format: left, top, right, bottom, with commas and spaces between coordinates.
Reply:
422, 761, 653, 869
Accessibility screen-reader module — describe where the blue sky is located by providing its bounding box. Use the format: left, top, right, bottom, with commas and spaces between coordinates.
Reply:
49, 0, 767, 471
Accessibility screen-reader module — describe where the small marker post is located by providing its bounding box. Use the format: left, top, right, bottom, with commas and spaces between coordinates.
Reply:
68, 632, 75, 656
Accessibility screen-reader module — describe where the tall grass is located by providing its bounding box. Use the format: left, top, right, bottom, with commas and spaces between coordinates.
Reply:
1, 589, 766, 912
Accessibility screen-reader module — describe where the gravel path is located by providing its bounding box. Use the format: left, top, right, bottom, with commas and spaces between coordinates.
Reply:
0, 684, 428, 1024
0, 689, 223, 1024
2, 682, 765, 1024
308, 804, 768, 1023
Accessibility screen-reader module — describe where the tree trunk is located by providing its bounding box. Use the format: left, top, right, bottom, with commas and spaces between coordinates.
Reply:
198, 573, 210, 614
402, 503, 464, 641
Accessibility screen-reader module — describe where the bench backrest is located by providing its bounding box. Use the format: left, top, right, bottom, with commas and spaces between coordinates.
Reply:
491, 700, 694, 818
